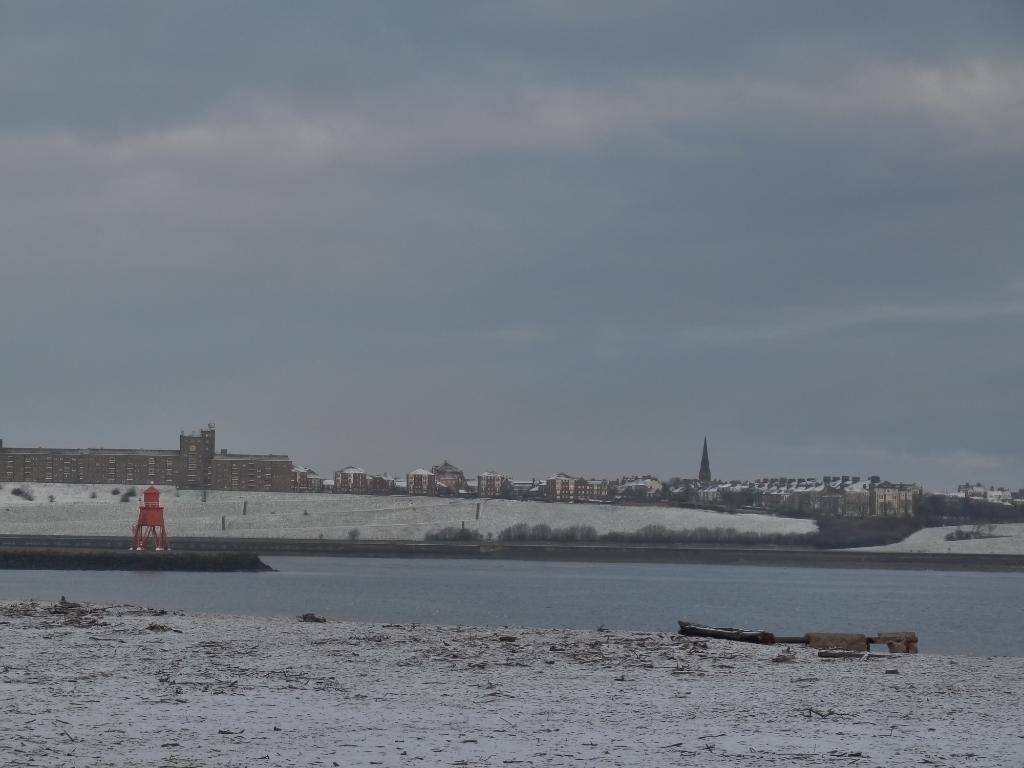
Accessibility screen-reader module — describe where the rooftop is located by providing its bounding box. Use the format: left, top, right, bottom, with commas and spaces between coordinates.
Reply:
212, 453, 291, 462
0, 447, 179, 456
433, 461, 462, 473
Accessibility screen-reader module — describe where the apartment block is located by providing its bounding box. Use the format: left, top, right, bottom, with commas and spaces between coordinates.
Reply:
407, 468, 437, 496
432, 461, 466, 493
0, 425, 293, 492
477, 470, 511, 498
546, 473, 575, 502
335, 466, 369, 494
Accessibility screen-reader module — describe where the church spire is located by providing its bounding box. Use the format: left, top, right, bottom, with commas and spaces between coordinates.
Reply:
698, 437, 711, 484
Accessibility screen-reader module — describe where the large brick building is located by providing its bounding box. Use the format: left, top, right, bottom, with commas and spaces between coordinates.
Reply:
432, 461, 466, 493
0, 425, 293, 492
334, 466, 369, 494
477, 470, 511, 499
546, 473, 575, 502
407, 468, 437, 496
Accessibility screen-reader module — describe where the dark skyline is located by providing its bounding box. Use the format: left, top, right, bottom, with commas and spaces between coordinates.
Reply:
1, 2, 1022, 492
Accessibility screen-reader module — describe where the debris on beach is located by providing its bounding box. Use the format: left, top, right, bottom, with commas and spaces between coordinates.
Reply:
677, 621, 776, 644
49, 599, 109, 628
299, 612, 327, 623
146, 622, 182, 633
771, 647, 796, 663
678, 621, 919, 653
817, 650, 890, 660
0, 600, 1020, 767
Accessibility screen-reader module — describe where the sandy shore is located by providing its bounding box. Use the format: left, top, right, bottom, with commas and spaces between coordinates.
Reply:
1, 602, 1022, 767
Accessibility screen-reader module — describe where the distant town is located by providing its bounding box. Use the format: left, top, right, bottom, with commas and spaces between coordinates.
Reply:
2, 424, 1022, 520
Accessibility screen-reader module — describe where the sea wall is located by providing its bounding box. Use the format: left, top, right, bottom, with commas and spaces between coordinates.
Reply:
2, 535, 1024, 571
0, 546, 271, 571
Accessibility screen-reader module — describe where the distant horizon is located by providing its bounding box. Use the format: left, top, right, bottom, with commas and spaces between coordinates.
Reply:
0, 423, 1014, 494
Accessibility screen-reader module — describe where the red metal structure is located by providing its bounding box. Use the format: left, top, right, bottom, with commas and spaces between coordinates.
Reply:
132, 485, 170, 551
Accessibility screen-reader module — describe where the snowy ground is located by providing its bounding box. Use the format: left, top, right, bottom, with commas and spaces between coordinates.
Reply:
860, 523, 1024, 555
0, 600, 1021, 767
0, 483, 815, 540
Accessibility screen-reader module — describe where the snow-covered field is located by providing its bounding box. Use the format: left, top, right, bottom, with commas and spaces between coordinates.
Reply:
861, 523, 1024, 555
0, 483, 815, 540
1, 600, 1021, 767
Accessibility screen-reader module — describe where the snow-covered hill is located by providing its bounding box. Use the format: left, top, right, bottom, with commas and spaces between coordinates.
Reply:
0, 483, 815, 541
860, 523, 1024, 555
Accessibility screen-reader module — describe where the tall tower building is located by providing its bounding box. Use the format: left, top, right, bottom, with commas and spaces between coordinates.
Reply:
179, 424, 216, 489
698, 437, 711, 484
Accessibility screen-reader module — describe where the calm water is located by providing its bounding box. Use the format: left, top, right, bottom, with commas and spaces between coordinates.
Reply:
1, 556, 1021, 656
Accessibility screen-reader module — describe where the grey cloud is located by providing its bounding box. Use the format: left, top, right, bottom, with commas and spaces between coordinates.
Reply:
1, 2, 1022, 490
667, 296, 1024, 348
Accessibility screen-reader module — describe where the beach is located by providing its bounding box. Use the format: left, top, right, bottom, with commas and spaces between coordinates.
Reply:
1, 601, 1022, 767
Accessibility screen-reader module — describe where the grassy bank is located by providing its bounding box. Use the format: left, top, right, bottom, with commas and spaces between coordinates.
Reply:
426, 516, 921, 549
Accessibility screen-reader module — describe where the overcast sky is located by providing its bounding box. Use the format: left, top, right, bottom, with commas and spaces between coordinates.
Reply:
1, 2, 1022, 491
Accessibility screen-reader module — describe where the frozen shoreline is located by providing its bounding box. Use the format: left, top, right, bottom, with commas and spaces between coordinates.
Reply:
1, 601, 1022, 767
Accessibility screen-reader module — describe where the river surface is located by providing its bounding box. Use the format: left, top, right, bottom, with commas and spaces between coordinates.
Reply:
1, 556, 1021, 656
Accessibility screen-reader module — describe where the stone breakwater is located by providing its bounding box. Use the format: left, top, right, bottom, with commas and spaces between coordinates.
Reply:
1, 601, 1022, 767
0, 547, 271, 571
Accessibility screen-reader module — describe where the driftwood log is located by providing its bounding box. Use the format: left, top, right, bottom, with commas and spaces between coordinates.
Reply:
678, 621, 919, 653
678, 621, 775, 645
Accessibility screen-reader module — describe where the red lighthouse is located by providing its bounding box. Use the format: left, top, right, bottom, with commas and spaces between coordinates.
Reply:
132, 485, 170, 551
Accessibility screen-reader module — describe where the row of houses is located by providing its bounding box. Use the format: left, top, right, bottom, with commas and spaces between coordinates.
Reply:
258, 464, 1023, 521
298, 455, 928, 520
307, 445, 935, 520
329, 463, 515, 498
324, 461, 664, 503
683, 475, 920, 518
953, 483, 1024, 506
8, 429, 980, 519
